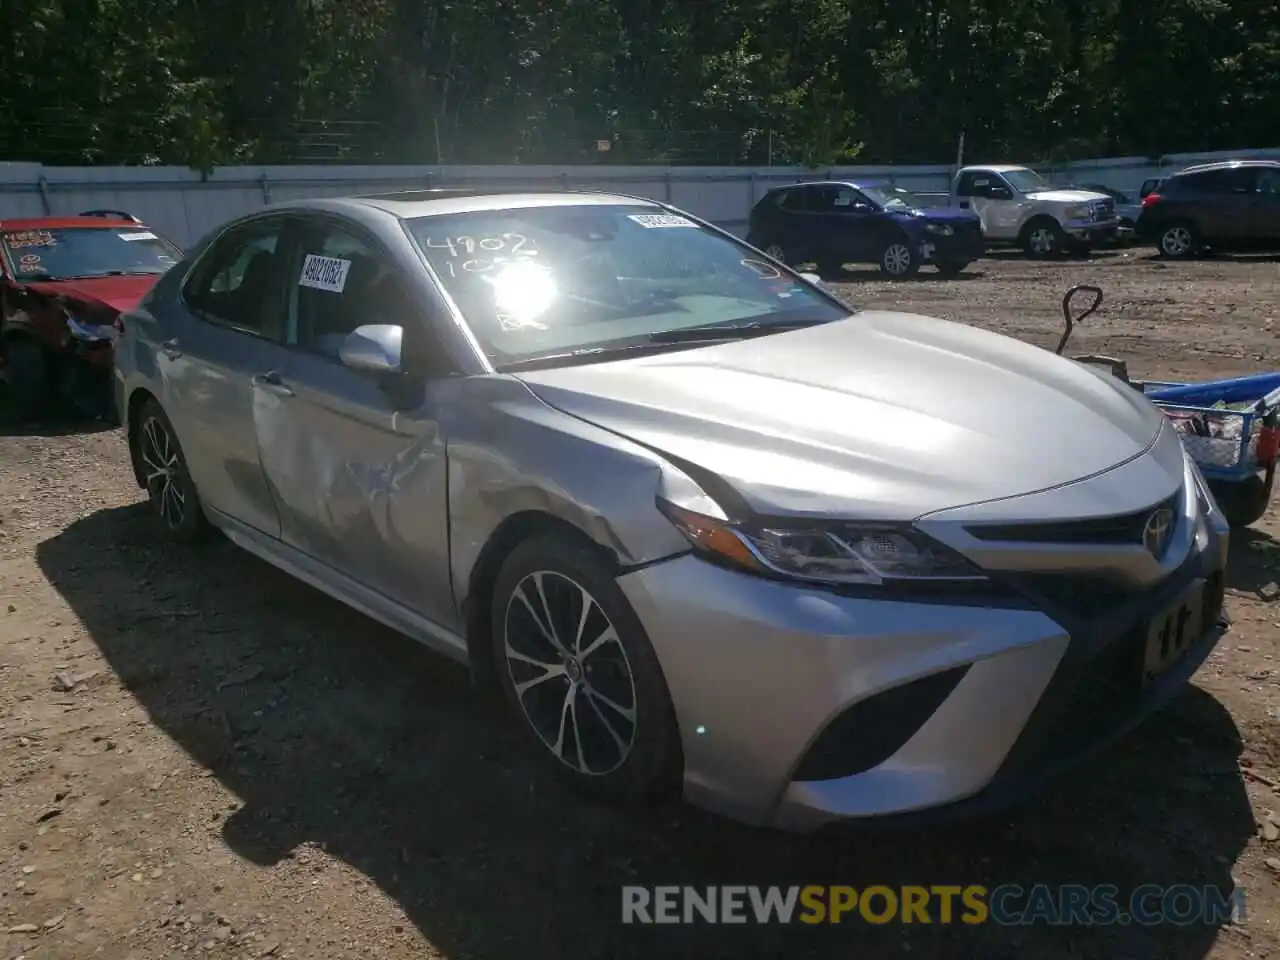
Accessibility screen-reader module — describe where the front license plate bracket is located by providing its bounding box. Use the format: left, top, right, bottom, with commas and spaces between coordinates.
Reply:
1142, 578, 1206, 684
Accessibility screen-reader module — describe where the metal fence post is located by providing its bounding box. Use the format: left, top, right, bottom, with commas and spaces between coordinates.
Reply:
36, 176, 52, 214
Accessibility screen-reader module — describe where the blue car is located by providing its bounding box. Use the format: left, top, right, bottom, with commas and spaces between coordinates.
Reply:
747, 180, 985, 278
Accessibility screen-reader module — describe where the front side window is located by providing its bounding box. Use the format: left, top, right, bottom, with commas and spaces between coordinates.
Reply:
289, 223, 421, 361
1003, 169, 1049, 193
859, 185, 920, 210
0, 226, 180, 282
405, 204, 849, 367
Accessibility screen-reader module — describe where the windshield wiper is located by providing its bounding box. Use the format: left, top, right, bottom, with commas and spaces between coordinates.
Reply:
646, 317, 829, 343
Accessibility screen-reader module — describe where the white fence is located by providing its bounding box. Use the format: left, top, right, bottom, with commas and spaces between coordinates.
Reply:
2, 147, 1278, 250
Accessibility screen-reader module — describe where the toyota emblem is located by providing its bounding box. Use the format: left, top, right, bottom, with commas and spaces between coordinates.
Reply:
1143, 507, 1175, 558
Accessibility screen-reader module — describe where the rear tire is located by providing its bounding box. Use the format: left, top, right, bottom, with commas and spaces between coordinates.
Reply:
134, 399, 210, 542
1157, 220, 1199, 260
1210, 474, 1273, 529
762, 242, 789, 266
4, 337, 53, 421
491, 534, 681, 805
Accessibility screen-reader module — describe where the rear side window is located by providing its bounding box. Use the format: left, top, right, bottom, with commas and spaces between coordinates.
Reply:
182, 218, 289, 339
1171, 169, 1253, 194
774, 189, 809, 211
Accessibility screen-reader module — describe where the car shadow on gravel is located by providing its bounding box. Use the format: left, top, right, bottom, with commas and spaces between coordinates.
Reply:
38, 504, 1255, 960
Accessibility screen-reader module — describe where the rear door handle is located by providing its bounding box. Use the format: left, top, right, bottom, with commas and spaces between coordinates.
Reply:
252, 370, 294, 397
161, 338, 182, 360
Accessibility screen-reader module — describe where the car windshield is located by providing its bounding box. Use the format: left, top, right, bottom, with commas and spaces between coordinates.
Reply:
858, 186, 922, 210
1003, 169, 1050, 192
1, 226, 180, 281
405, 204, 850, 366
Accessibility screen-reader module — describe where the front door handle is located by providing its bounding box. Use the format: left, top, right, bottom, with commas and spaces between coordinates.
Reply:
161, 338, 182, 360
252, 370, 294, 397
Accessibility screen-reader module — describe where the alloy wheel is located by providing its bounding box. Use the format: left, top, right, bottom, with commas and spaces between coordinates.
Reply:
883, 242, 912, 276
503, 570, 638, 776
764, 243, 786, 262
1161, 226, 1192, 257
140, 415, 188, 530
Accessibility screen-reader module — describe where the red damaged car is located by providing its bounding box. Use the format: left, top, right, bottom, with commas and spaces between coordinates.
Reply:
0, 212, 183, 422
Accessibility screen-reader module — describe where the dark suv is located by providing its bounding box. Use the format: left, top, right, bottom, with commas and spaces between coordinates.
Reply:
1135, 160, 1280, 259
746, 181, 984, 278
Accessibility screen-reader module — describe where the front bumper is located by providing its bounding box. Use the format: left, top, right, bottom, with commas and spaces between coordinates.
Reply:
1062, 216, 1120, 243
919, 227, 984, 264
618, 470, 1229, 832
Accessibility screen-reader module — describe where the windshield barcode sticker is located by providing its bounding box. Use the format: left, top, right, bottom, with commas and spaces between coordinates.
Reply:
298, 254, 352, 293
119, 231, 157, 241
627, 214, 696, 229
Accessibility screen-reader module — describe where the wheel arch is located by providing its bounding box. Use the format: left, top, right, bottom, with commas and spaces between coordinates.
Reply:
125, 387, 161, 488
463, 510, 618, 691
1017, 212, 1061, 245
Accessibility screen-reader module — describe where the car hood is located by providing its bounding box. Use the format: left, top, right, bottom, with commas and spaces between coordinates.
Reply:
903, 206, 980, 224
1024, 189, 1111, 204
21, 276, 158, 314
514, 312, 1166, 520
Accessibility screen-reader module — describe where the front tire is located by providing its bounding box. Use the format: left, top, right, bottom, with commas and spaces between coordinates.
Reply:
5, 338, 53, 421
1022, 218, 1064, 258
491, 534, 680, 804
135, 399, 209, 541
879, 239, 919, 278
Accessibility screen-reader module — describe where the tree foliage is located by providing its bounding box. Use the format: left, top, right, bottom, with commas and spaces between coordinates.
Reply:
1, 0, 1277, 167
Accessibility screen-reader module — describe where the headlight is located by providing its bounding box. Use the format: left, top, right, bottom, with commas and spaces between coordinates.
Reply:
925, 223, 954, 236
657, 498, 987, 585
65, 315, 116, 343
1064, 204, 1090, 219
1186, 451, 1216, 517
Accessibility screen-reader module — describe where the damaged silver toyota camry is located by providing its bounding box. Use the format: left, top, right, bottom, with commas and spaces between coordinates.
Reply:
114, 190, 1230, 831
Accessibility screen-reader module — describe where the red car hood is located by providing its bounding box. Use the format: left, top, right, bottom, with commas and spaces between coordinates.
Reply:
21, 275, 158, 313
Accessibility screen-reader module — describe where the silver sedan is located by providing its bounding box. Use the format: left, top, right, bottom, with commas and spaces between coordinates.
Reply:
113, 190, 1231, 831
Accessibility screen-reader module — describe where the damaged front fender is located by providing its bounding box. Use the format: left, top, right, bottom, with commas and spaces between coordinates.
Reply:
445, 376, 697, 618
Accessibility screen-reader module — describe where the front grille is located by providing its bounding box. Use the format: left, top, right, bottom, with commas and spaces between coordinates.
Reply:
964, 493, 1178, 546
1007, 568, 1225, 767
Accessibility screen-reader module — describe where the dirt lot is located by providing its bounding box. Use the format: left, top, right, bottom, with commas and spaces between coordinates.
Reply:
2, 248, 1280, 960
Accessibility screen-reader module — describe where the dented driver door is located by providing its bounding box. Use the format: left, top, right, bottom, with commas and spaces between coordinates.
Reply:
251, 217, 456, 629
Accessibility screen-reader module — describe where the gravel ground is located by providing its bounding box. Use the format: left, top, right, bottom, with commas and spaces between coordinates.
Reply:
2, 247, 1280, 960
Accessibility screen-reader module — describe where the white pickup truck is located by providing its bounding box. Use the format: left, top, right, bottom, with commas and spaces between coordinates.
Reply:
950, 165, 1120, 256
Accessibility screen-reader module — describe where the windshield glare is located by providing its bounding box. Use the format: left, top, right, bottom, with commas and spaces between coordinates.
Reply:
859, 186, 920, 210
1004, 169, 1049, 192
407, 204, 849, 366
2, 226, 180, 281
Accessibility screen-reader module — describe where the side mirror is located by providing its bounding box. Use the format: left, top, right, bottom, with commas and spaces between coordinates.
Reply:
339, 323, 404, 374
851, 202, 875, 214
988, 186, 1013, 200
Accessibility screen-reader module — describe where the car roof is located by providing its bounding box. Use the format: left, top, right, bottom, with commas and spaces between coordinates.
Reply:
1175, 159, 1280, 176
0, 215, 143, 230
768, 180, 900, 192
287, 190, 665, 220
958, 164, 1029, 174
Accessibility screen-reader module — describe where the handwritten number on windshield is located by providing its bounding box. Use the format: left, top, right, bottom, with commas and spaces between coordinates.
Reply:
425, 233, 532, 258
